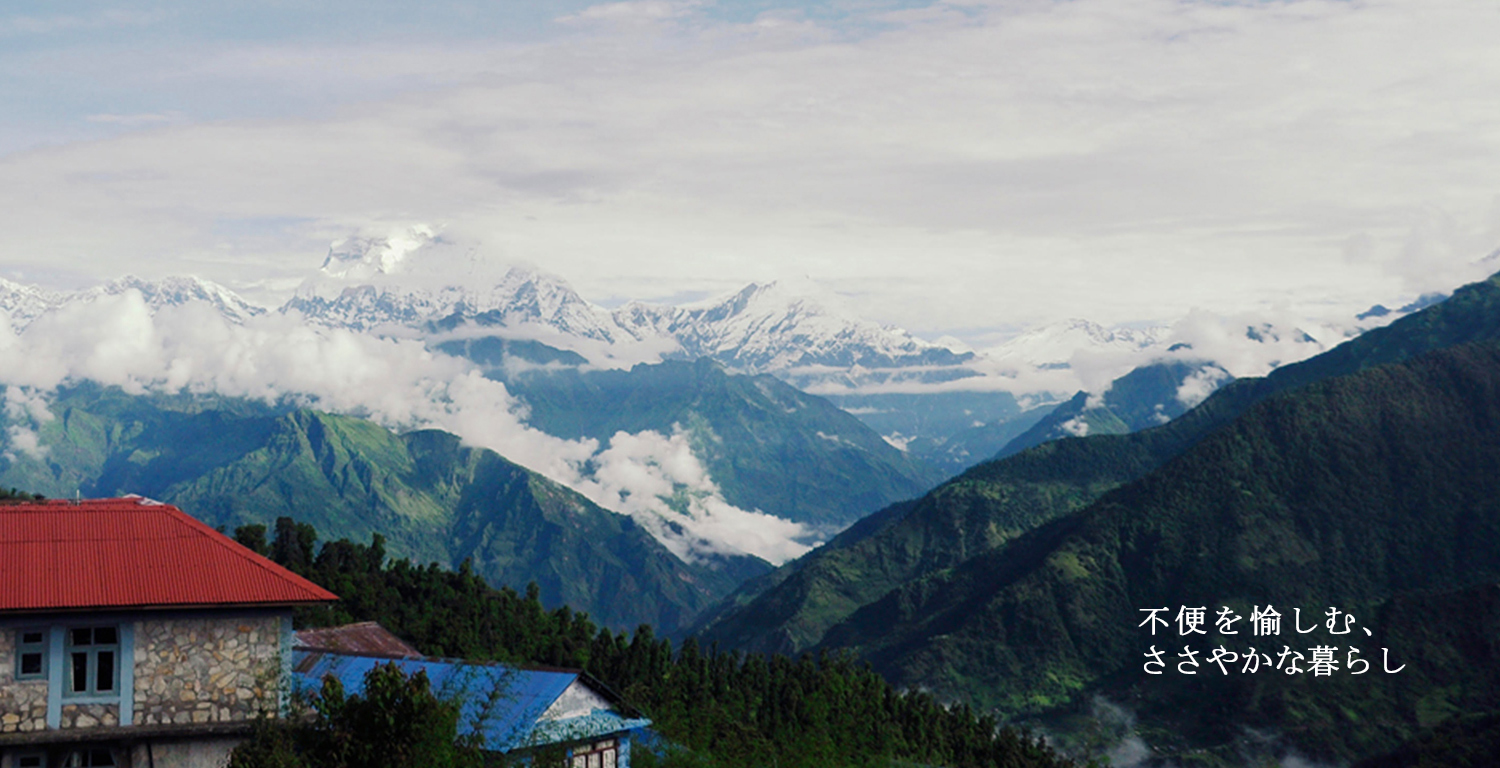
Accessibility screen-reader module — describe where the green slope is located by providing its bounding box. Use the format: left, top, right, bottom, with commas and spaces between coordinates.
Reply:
696, 273, 1500, 659
0, 385, 762, 631
476, 356, 948, 532
813, 340, 1500, 761
995, 360, 1230, 459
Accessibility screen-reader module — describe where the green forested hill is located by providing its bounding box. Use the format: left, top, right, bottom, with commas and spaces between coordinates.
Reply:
451, 355, 947, 533
994, 359, 1229, 459
0, 385, 763, 631
696, 273, 1500, 662
242, 519, 1079, 768
813, 340, 1500, 760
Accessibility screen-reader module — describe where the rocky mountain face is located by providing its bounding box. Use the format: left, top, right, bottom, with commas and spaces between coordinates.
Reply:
0, 277, 67, 327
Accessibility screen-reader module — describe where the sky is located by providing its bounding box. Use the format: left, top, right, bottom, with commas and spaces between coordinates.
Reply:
4, 0, 1500, 346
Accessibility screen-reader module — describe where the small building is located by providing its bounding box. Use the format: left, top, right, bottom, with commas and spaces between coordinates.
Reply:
0, 497, 337, 768
293, 630, 651, 768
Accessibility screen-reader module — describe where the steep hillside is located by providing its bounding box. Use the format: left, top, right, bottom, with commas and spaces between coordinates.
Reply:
466, 356, 947, 532
696, 273, 1497, 657
816, 340, 1500, 761
0, 385, 760, 631
994, 360, 1230, 459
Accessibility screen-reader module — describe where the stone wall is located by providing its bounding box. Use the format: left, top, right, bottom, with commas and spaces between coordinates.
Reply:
0, 629, 48, 735
133, 615, 284, 727
131, 736, 244, 768
59, 702, 119, 729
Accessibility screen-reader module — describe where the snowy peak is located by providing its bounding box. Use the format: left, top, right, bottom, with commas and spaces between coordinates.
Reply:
482, 266, 618, 336
0, 278, 68, 330
319, 225, 436, 281
986, 319, 1170, 369
289, 238, 973, 376
612, 280, 972, 375
1, 275, 264, 330
289, 260, 631, 342
83, 275, 266, 324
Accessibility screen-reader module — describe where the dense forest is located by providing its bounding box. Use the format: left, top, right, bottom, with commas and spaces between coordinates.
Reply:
235, 518, 1077, 768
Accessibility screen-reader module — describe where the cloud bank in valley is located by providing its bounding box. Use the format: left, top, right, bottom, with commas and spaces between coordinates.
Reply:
0, 292, 813, 565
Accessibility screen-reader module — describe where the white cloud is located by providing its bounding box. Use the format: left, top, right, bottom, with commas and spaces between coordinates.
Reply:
1, 385, 54, 462
575, 427, 814, 564
1176, 365, 1232, 409
1059, 417, 1089, 438
3, 425, 47, 461
881, 432, 913, 451
2, 0, 1497, 338
0, 291, 808, 564
557, 1, 706, 25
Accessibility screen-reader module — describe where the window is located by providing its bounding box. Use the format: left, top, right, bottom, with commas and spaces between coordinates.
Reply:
15, 628, 47, 680
16, 752, 47, 768
65, 627, 118, 697
571, 739, 618, 768
63, 750, 115, 767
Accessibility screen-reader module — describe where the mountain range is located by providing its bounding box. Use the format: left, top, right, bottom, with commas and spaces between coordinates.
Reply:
694, 270, 1500, 763
453, 353, 945, 533
993, 359, 1232, 459
0, 384, 765, 632
7, 228, 1439, 488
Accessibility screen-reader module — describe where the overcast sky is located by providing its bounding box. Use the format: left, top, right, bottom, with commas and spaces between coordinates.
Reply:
4, 0, 1499, 346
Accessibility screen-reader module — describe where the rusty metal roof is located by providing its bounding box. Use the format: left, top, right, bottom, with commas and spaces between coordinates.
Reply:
295, 622, 422, 658
0, 497, 338, 613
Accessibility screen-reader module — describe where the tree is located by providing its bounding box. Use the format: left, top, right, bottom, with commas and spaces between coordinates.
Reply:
230, 663, 481, 768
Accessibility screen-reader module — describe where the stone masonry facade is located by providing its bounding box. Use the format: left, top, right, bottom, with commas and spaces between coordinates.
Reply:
0, 631, 47, 735
133, 615, 284, 727
59, 702, 117, 729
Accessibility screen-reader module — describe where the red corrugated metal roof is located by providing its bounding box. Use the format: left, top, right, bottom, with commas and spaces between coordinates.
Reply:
295, 622, 423, 658
0, 497, 338, 613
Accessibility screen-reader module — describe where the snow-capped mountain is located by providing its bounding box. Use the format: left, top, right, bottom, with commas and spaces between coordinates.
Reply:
82, 276, 266, 324
1, 275, 262, 330
614, 282, 973, 375
286, 233, 971, 379
286, 265, 630, 341
0, 278, 67, 330
285, 233, 633, 342
984, 319, 1171, 370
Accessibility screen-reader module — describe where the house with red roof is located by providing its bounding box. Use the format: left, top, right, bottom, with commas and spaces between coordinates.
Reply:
0, 497, 337, 768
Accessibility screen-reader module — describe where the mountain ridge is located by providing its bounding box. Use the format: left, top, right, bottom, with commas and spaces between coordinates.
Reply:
693, 273, 1489, 659
0, 384, 763, 632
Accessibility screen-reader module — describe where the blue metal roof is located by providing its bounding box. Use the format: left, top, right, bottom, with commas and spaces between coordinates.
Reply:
292, 651, 645, 753
531, 711, 654, 746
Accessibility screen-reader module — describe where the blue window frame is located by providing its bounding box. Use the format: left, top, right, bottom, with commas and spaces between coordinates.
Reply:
15, 628, 47, 680
65, 626, 119, 697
